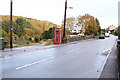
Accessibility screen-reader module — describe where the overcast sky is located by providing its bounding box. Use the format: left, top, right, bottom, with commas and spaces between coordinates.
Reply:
0, 0, 119, 28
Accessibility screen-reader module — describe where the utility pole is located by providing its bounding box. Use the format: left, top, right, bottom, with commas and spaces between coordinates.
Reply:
63, 0, 67, 39
10, 0, 13, 49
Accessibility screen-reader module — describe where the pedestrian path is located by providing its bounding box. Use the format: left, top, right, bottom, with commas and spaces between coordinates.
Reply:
1, 44, 60, 58
99, 46, 118, 79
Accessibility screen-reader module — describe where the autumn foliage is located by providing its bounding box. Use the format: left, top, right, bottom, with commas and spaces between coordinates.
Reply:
61, 14, 101, 36
78, 14, 100, 35
1, 15, 58, 44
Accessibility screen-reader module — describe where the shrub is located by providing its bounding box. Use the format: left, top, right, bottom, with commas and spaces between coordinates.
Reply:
35, 35, 41, 42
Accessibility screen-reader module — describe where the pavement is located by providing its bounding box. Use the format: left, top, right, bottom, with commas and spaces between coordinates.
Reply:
99, 43, 118, 79
1, 44, 60, 58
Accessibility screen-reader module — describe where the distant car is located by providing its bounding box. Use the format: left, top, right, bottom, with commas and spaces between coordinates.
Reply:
99, 34, 105, 39
105, 33, 110, 37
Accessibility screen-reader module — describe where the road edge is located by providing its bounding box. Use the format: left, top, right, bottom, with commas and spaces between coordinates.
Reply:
97, 40, 118, 78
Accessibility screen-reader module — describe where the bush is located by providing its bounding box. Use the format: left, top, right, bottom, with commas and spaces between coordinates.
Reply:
42, 27, 54, 39
0, 30, 8, 37
35, 36, 41, 42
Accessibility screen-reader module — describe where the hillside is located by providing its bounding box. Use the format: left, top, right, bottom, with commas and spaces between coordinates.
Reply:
1, 15, 59, 46
1, 15, 59, 34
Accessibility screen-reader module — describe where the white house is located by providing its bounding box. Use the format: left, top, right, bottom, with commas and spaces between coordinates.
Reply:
71, 18, 82, 34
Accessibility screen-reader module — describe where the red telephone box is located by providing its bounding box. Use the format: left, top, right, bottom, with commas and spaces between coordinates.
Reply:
54, 28, 61, 44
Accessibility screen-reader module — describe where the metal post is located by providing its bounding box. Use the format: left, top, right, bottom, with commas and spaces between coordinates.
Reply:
63, 0, 67, 39
118, 26, 120, 40
10, 0, 13, 49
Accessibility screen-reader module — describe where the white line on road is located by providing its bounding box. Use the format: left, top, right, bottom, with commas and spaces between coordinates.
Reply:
16, 56, 54, 70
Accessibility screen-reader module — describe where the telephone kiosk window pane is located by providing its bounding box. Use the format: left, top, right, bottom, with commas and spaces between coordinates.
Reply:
56, 31, 59, 42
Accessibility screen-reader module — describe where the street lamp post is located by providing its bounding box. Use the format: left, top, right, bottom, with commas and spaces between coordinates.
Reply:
63, 0, 67, 39
10, 0, 13, 49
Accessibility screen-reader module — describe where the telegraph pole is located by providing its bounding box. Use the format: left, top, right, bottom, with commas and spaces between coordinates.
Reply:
10, 0, 13, 49
63, 0, 67, 39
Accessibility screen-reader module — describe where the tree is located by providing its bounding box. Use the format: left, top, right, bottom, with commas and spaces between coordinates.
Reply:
2, 21, 10, 33
96, 18, 100, 26
42, 30, 50, 39
96, 18, 101, 34
14, 18, 26, 38
0, 29, 7, 37
13, 24, 24, 38
2, 20, 17, 34
42, 27, 54, 39
16, 18, 25, 25
24, 21, 34, 30
35, 35, 41, 42
85, 26, 92, 35
13, 18, 34, 38
100, 29, 106, 34
49, 27, 54, 39
23, 28, 36, 38
78, 14, 100, 35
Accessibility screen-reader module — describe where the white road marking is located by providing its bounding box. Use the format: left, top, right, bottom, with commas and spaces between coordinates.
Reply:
66, 48, 80, 53
16, 56, 54, 70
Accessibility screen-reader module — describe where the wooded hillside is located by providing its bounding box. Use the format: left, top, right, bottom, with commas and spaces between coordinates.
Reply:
1, 15, 58, 45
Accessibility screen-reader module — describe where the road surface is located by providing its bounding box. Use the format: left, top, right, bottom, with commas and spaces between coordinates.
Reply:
2, 35, 117, 78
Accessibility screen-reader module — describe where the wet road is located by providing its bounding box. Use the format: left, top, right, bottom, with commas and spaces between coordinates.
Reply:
2, 35, 117, 78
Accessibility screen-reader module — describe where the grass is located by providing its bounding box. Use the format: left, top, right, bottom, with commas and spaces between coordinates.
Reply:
45, 42, 52, 46
5, 40, 53, 48
12, 42, 41, 48
44, 39, 53, 46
